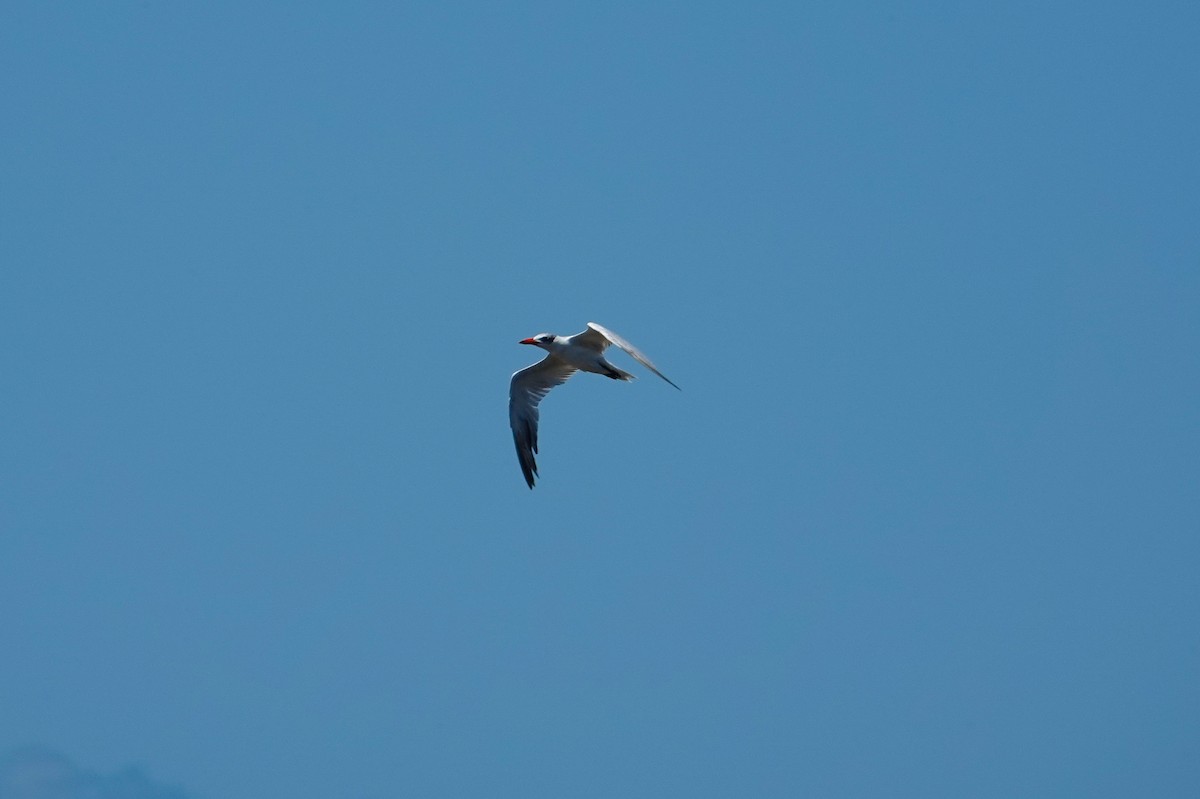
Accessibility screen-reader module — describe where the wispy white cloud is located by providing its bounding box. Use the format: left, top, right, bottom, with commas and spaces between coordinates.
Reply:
0, 747, 187, 799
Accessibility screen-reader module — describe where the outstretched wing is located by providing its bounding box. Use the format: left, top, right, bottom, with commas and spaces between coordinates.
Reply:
509, 355, 578, 488
577, 321, 681, 390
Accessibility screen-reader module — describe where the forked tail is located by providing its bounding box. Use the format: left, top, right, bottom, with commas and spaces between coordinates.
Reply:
603, 364, 635, 381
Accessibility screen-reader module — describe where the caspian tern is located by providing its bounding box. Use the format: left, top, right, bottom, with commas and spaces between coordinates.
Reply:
509, 321, 680, 489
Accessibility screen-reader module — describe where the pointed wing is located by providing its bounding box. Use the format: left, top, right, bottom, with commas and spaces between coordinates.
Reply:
509, 355, 578, 488
581, 322, 681, 390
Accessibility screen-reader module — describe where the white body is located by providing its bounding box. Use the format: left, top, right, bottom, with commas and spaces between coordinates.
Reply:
539, 334, 624, 374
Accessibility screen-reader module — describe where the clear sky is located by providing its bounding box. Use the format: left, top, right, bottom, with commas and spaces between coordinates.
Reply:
2, 3, 1197, 798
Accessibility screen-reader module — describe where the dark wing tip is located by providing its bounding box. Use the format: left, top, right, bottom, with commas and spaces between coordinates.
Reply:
513, 428, 538, 489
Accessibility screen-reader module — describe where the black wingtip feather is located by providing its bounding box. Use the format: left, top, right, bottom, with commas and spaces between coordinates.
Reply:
514, 429, 538, 489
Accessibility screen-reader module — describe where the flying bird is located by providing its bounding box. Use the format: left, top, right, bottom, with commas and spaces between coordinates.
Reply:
509, 321, 680, 488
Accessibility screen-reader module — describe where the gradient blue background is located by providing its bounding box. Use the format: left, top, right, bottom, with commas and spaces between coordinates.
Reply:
2, 3, 1197, 797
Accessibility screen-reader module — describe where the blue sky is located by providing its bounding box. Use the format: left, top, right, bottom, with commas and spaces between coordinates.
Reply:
2, 2, 1197, 797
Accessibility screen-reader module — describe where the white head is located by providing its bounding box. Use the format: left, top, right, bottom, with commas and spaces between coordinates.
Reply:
519, 333, 557, 351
